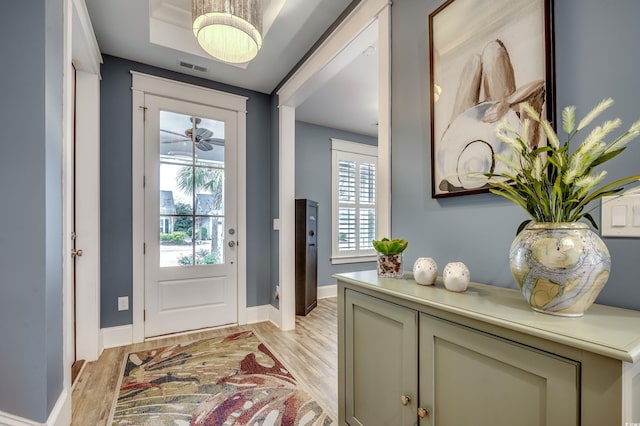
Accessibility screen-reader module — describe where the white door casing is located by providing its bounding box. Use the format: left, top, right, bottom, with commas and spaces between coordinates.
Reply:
132, 72, 248, 343
60, 0, 102, 423
276, 0, 391, 330
144, 95, 238, 337
65, 0, 102, 370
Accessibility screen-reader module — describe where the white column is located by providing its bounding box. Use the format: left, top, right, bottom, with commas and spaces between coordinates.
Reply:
75, 70, 102, 361
279, 105, 296, 331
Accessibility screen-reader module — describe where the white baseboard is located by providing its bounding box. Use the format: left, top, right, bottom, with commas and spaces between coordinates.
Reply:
0, 388, 70, 426
318, 284, 337, 299
268, 304, 281, 328
258, 287, 335, 332
0, 410, 42, 426
245, 305, 270, 324
100, 299, 332, 348
48, 389, 70, 426
101, 325, 133, 349
102, 307, 274, 348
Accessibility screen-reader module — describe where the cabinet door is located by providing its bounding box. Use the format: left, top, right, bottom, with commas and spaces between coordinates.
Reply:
345, 289, 418, 426
419, 314, 579, 426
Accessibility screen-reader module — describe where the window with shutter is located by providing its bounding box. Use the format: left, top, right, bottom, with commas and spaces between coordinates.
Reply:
331, 139, 377, 263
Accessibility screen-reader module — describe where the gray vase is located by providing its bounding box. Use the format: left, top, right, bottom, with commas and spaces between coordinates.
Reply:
510, 222, 610, 317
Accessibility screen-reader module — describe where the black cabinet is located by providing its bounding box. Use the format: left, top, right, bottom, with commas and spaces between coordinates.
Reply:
295, 199, 318, 316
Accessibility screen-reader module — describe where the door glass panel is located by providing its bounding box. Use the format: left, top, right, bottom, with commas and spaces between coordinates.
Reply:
160, 164, 194, 212
212, 217, 225, 264
158, 110, 226, 267
194, 116, 225, 167
160, 216, 193, 267
193, 217, 224, 265
160, 111, 194, 165
193, 167, 224, 215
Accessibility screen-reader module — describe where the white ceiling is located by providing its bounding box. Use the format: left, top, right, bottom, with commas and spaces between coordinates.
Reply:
84, 0, 378, 137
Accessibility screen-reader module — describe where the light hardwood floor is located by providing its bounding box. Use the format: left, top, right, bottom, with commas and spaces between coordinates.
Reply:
71, 297, 338, 425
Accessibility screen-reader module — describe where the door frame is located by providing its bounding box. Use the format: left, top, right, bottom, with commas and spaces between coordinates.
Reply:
276, 0, 391, 330
63, 0, 102, 372
131, 71, 248, 343
142, 95, 239, 338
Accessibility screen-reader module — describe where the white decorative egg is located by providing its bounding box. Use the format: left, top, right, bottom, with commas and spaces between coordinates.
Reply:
443, 262, 470, 292
413, 257, 438, 286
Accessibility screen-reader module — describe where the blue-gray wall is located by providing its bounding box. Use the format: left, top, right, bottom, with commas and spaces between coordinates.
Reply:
391, 0, 640, 310
295, 121, 377, 286
100, 55, 273, 327
5, 0, 639, 422
0, 0, 64, 422
270, 96, 280, 307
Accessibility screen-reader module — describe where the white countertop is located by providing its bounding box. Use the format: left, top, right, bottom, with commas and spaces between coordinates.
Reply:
335, 270, 640, 363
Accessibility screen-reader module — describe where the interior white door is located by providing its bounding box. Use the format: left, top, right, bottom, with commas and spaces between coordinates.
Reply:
144, 94, 238, 337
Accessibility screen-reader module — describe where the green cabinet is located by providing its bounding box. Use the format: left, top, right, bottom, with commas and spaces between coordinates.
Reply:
419, 314, 579, 426
343, 289, 418, 426
337, 270, 640, 426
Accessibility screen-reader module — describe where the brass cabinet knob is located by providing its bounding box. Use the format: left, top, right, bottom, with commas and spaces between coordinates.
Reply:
400, 395, 411, 406
417, 407, 430, 418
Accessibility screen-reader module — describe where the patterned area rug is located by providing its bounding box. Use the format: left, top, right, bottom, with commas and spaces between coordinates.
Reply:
108, 330, 333, 425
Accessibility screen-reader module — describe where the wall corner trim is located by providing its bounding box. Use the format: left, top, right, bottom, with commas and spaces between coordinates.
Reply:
0, 387, 70, 426
245, 305, 271, 324
269, 304, 282, 329
318, 284, 337, 299
102, 325, 134, 349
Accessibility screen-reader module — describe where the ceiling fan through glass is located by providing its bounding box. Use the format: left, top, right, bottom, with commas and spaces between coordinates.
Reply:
161, 117, 220, 151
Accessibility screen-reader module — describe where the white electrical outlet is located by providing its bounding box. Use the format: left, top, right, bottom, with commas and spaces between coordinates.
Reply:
118, 296, 129, 311
602, 194, 640, 237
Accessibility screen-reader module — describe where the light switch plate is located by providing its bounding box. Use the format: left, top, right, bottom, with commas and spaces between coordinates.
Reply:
602, 194, 640, 237
611, 205, 627, 227
634, 204, 640, 227
118, 296, 129, 311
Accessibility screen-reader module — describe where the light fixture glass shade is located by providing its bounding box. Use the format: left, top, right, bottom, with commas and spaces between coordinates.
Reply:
192, 0, 263, 64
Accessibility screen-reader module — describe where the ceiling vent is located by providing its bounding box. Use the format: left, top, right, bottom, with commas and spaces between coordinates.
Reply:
178, 60, 208, 73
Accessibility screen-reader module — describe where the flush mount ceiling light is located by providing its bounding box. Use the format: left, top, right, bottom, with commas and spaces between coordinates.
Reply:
192, 0, 263, 64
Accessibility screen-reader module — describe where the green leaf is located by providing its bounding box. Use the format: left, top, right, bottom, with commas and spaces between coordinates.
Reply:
516, 220, 532, 236
372, 238, 407, 255
584, 213, 599, 230
489, 188, 528, 210
589, 147, 625, 168
490, 99, 640, 223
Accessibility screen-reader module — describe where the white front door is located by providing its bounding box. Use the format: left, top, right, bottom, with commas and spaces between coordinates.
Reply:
144, 94, 238, 337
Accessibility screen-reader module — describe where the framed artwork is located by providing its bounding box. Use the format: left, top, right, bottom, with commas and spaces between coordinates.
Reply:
429, 0, 555, 198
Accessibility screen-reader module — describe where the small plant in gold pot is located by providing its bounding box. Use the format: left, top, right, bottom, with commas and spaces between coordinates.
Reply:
373, 237, 408, 278
487, 99, 640, 316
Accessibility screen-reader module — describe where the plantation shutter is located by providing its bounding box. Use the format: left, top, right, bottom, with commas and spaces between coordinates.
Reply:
358, 161, 376, 249
332, 139, 377, 263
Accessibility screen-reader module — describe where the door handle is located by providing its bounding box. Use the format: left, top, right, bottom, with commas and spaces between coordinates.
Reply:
400, 395, 411, 406
417, 407, 430, 418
